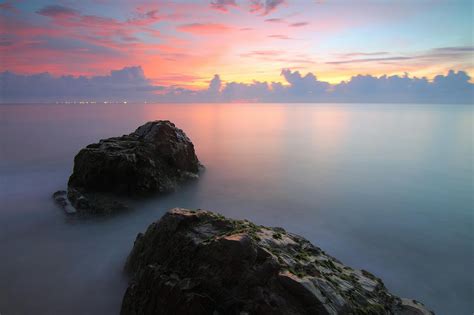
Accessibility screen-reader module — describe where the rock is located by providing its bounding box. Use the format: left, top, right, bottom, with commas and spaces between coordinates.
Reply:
54, 121, 201, 215
67, 187, 129, 215
52, 190, 76, 214
121, 209, 434, 315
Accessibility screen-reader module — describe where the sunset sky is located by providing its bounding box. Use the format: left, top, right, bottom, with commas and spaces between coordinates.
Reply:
1, 0, 473, 90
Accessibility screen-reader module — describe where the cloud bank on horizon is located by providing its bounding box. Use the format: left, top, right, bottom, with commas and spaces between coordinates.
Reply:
1, 66, 472, 104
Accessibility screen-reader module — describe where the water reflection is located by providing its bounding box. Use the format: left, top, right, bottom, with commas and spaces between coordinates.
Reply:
0, 103, 472, 315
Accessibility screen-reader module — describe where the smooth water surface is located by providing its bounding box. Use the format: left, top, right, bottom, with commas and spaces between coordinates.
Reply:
0, 103, 472, 314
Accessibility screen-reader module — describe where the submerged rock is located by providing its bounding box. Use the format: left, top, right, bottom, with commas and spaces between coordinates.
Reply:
121, 208, 433, 315
54, 121, 201, 215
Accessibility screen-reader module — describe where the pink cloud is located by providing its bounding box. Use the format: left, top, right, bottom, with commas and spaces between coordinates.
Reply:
241, 50, 283, 57
289, 22, 309, 27
36, 5, 78, 17
249, 0, 286, 16
264, 18, 285, 23
210, 0, 238, 12
177, 23, 232, 34
268, 34, 293, 40
127, 9, 161, 26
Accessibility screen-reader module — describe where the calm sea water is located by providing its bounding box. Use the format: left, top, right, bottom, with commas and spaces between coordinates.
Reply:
0, 103, 472, 315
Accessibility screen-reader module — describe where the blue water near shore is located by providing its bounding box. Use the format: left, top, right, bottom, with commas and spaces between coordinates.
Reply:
0, 103, 472, 314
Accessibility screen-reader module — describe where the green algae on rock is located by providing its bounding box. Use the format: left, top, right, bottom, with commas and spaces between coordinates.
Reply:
121, 208, 434, 315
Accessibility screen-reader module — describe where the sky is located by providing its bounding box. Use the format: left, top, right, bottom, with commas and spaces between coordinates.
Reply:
0, 0, 473, 102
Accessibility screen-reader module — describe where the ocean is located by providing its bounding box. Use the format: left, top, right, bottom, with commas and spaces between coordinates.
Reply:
0, 103, 472, 314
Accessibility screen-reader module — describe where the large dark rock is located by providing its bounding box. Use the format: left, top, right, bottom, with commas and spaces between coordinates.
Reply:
54, 121, 201, 215
121, 208, 434, 315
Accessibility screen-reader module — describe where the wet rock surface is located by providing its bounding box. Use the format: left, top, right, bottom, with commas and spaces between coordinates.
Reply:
121, 208, 434, 315
52, 190, 76, 214
53, 121, 201, 215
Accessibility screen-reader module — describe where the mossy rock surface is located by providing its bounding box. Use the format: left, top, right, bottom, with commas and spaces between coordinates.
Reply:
121, 208, 434, 315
